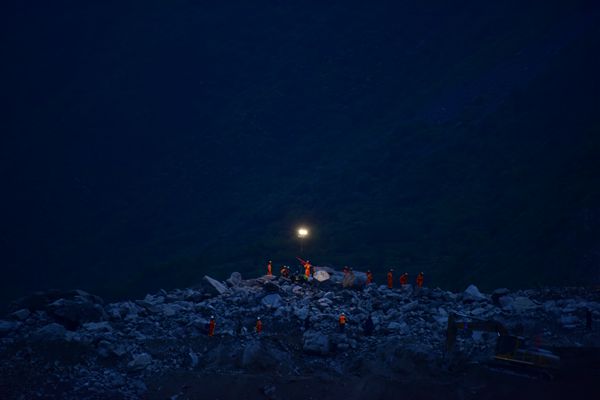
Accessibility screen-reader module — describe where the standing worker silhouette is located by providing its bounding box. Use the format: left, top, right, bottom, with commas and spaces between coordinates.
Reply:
208, 316, 216, 337
256, 317, 262, 334
387, 269, 394, 289
416, 272, 424, 288
267, 260, 272, 276
366, 270, 373, 284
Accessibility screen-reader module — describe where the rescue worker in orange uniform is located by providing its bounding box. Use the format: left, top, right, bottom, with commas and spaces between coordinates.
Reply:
256, 317, 262, 334
339, 313, 347, 332
366, 270, 373, 284
400, 272, 409, 285
208, 316, 216, 337
416, 272, 424, 288
280, 265, 290, 278
387, 269, 394, 289
304, 261, 312, 279
267, 260, 272, 276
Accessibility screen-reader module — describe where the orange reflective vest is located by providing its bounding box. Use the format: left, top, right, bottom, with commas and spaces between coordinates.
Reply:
339, 315, 346, 326
304, 263, 311, 278
267, 262, 272, 276
208, 319, 216, 336
366, 272, 373, 284
387, 272, 393, 288
400, 273, 408, 285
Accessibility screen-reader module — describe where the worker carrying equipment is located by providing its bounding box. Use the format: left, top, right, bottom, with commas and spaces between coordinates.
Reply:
366, 270, 373, 284
280, 265, 290, 278
267, 261, 272, 276
416, 272, 424, 288
339, 313, 347, 332
400, 272, 409, 285
208, 316, 216, 337
256, 317, 262, 334
387, 269, 394, 289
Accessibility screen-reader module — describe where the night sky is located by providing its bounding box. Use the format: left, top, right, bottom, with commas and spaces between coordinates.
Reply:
2, 1, 600, 305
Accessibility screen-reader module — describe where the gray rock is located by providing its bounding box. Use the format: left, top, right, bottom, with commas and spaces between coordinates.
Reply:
263, 281, 281, 293
160, 303, 184, 317
47, 297, 107, 328
202, 275, 229, 296
189, 351, 199, 368
302, 330, 330, 355
226, 272, 243, 287
560, 314, 578, 328
387, 321, 410, 334
11, 309, 31, 321
292, 286, 303, 295
0, 320, 18, 334
128, 353, 153, 370
492, 288, 511, 305
82, 321, 113, 332
510, 296, 538, 312
33, 323, 68, 341
262, 294, 282, 308
293, 306, 309, 320
463, 285, 486, 302
498, 295, 514, 308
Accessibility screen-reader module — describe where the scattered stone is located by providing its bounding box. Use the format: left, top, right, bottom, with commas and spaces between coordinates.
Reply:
128, 353, 153, 370
303, 330, 330, 355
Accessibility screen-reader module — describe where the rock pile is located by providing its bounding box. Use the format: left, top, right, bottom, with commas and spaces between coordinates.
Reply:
0, 273, 599, 399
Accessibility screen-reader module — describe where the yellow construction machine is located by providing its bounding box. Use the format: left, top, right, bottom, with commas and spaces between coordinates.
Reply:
446, 312, 560, 377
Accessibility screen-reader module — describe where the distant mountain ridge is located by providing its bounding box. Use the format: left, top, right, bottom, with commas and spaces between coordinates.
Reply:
1, 1, 599, 304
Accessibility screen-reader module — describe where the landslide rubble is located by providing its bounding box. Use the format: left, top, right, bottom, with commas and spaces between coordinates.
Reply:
0, 272, 599, 399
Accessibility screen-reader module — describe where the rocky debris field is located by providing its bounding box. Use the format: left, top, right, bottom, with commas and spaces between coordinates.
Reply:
1, 269, 599, 399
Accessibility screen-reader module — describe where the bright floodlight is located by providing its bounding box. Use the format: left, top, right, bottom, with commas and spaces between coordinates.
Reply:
297, 228, 309, 238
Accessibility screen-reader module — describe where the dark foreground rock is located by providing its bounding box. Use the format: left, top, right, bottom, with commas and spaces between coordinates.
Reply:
1, 272, 599, 399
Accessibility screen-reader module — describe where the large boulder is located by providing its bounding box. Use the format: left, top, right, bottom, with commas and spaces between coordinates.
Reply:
47, 296, 107, 329
226, 272, 243, 287
261, 294, 282, 309
463, 285, 486, 302
202, 275, 229, 296
491, 288, 511, 305
303, 330, 330, 355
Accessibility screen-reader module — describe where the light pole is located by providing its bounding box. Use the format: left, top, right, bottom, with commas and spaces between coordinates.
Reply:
297, 227, 309, 254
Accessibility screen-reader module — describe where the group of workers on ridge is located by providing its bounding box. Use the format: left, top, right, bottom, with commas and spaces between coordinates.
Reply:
386, 269, 424, 289
206, 261, 426, 337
